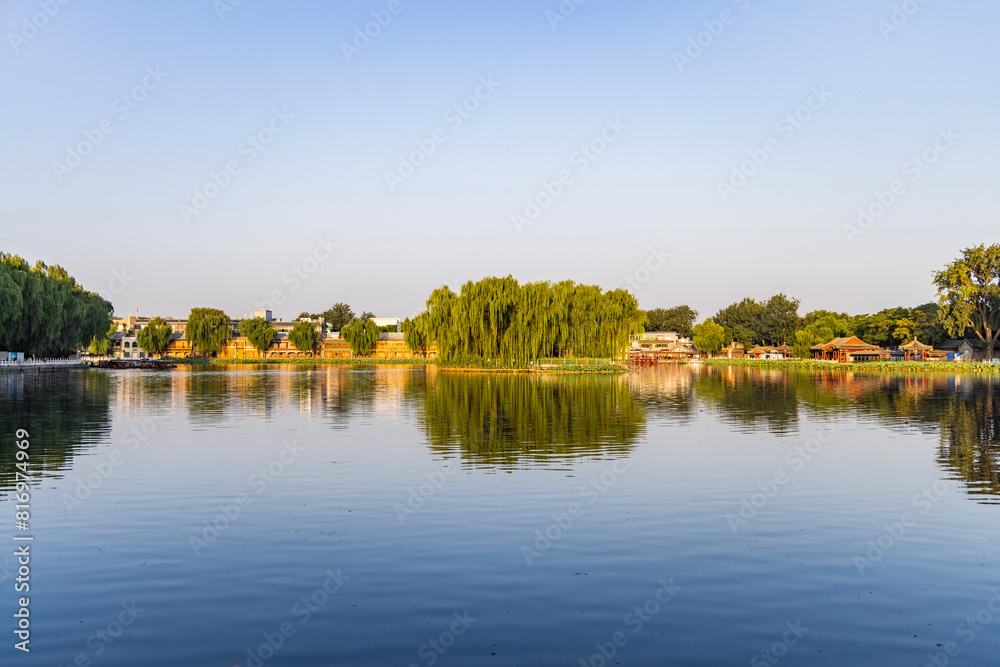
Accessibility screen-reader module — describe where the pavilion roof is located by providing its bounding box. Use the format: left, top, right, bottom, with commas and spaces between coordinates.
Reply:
899, 338, 933, 351
810, 336, 879, 351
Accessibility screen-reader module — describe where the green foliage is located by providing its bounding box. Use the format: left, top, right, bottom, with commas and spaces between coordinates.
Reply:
418, 373, 644, 464
643, 305, 698, 337
88, 320, 116, 355
412, 277, 645, 367
239, 317, 276, 355
851, 304, 949, 348
402, 314, 430, 357
321, 303, 355, 332
137, 317, 173, 356
792, 310, 856, 358
692, 318, 725, 355
934, 244, 1000, 358
713, 297, 763, 345
185, 308, 232, 357
0, 253, 112, 356
791, 330, 815, 360
341, 317, 379, 357
714, 294, 800, 347
757, 294, 801, 345
288, 321, 321, 353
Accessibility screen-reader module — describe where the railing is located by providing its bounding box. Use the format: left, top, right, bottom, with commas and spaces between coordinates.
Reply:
0, 358, 86, 367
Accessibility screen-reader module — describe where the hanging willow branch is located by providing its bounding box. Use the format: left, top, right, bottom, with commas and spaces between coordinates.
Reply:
412, 277, 644, 366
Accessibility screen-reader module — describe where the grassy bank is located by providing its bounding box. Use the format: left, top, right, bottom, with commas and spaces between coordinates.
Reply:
701, 358, 1000, 375
439, 365, 629, 374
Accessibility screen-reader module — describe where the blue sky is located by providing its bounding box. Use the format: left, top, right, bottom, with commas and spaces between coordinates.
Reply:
2, 0, 997, 321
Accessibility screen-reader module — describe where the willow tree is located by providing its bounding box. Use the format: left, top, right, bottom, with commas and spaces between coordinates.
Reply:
341, 317, 378, 357
402, 314, 430, 357
186, 308, 232, 357
934, 244, 1000, 359
239, 317, 276, 357
693, 319, 726, 356
412, 277, 644, 366
0, 253, 112, 356
137, 317, 173, 357
289, 321, 321, 354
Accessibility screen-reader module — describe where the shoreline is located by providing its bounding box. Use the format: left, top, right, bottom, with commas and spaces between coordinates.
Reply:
700, 358, 1000, 374
168, 357, 629, 374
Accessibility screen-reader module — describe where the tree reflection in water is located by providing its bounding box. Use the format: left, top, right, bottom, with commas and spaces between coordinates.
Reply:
416, 370, 645, 469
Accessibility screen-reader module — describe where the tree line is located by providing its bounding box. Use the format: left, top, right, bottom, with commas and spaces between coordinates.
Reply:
681, 244, 1000, 358
0, 254, 112, 357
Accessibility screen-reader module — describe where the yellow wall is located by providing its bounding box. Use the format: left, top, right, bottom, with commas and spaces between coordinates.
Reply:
162, 337, 437, 360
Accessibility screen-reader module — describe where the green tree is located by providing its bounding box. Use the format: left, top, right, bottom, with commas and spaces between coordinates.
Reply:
341, 317, 379, 357
186, 308, 232, 357
800, 310, 853, 343
88, 320, 116, 356
239, 317, 276, 357
321, 303, 355, 332
934, 244, 1000, 359
644, 305, 698, 337
137, 317, 173, 357
402, 314, 430, 357
757, 294, 801, 345
0, 253, 112, 356
714, 298, 765, 346
692, 319, 725, 356
892, 317, 916, 344
911, 302, 949, 346
288, 321, 320, 354
411, 278, 644, 366
791, 330, 816, 359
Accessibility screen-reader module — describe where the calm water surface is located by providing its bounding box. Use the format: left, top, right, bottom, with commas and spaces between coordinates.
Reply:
1, 365, 998, 666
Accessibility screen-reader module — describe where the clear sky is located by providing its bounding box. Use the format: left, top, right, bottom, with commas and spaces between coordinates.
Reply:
2, 0, 997, 321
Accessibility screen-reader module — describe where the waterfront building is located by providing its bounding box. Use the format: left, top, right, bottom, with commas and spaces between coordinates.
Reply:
810, 336, 882, 362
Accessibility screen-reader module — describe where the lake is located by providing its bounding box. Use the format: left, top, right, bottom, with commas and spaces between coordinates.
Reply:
1, 364, 998, 666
